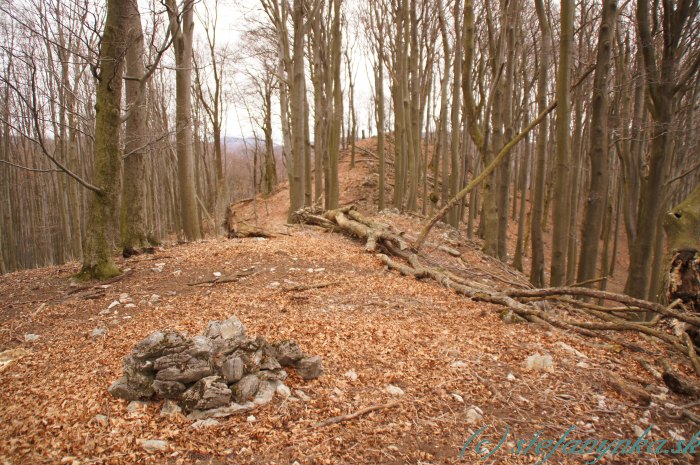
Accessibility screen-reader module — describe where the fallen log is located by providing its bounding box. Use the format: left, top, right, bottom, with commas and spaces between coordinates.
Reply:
297, 205, 700, 379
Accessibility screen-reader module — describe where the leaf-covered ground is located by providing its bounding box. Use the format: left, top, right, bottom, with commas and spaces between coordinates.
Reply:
1, 147, 697, 464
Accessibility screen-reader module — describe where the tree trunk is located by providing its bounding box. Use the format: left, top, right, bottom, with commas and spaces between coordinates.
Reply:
529, 0, 550, 287
549, 0, 574, 286
79, 0, 126, 279
576, 0, 617, 285
625, 0, 693, 299
168, 0, 200, 241
121, 0, 150, 255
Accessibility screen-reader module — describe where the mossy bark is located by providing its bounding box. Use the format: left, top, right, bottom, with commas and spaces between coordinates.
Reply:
665, 184, 700, 255
79, 0, 127, 280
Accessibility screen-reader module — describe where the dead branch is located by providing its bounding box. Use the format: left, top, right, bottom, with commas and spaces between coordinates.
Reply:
313, 401, 400, 428
507, 287, 700, 328
188, 268, 257, 286
282, 282, 334, 292
298, 206, 700, 383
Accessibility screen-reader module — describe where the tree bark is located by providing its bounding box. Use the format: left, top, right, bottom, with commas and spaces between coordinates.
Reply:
167, 0, 200, 241
121, 0, 150, 255
79, 0, 127, 279
529, 0, 551, 287
576, 0, 617, 285
549, 0, 574, 286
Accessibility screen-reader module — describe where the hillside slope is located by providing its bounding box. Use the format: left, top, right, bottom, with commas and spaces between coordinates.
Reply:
0, 145, 698, 465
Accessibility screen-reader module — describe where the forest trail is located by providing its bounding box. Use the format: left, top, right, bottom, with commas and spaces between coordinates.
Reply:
0, 145, 696, 464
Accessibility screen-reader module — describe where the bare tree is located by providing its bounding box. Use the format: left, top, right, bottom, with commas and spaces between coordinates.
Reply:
166, 0, 201, 240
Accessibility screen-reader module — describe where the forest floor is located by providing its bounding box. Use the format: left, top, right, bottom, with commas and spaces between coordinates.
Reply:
0, 141, 698, 465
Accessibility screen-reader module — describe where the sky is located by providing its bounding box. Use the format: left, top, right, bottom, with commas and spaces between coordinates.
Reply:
198, 0, 376, 143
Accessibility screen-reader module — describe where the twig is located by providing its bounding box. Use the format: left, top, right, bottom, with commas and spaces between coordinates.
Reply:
188, 268, 257, 286
282, 282, 335, 292
313, 402, 400, 428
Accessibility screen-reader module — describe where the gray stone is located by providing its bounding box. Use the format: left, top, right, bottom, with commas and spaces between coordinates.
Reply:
155, 357, 212, 384
254, 380, 279, 405
222, 357, 244, 383
127, 400, 149, 414
191, 418, 219, 429
160, 399, 182, 417
234, 351, 261, 374
131, 331, 189, 361
92, 414, 108, 427
257, 369, 288, 382
153, 352, 192, 371
122, 355, 155, 395
188, 336, 213, 358
108, 376, 151, 401
276, 383, 291, 398
273, 341, 303, 366
260, 351, 281, 371
138, 439, 168, 453
91, 327, 107, 338
152, 380, 186, 399
24, 334, 40, 342
386, 385, 405, 396
232, 374, 260, 403
204, 316, 245, 341
295, 355, 323, 380
181, 376, 231, 412
187, 402, 255, 420
466, 406, 483, 424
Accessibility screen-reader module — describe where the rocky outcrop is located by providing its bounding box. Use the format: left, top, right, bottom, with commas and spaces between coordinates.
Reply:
108, 316, 323, 419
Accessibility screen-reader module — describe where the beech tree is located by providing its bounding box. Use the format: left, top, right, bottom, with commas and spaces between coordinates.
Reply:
166, 0, 201, 241
625, 0, 698, 299
79, 0, 128, 279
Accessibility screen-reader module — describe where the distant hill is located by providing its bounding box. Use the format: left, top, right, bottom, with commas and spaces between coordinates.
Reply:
223, 136, 282, 152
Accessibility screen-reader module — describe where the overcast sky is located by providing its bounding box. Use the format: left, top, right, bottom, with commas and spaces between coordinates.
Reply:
200, 0, 375, 143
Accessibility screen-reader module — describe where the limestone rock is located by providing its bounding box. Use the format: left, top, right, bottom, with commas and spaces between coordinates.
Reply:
525, 353, 554, 372
257, 369, 288, 382
152, 380, 186, 399
155, 357, 212, 384
131, 331, 189, 361
295, 356, 323, 380
109, 316, 323, 417
91, 327, 107, 338
254, 380, 279, 405
232, 374, 260, 403
273, 341, 303, 366
107, 376, 146, 400
138, 439, 168, 453
160, 399, 182, 417
466, 406, 483, 424
204, 316, 245, 341
127, 400, 149, 414
221, 357, 244, 383
276, 383, 291, 398
260, 350, 282, 371
191, 418, 219, 429
386, 385, 405, 396
187, 402, 254, 420
181, 376, 232, 412
188, 336, 213, 358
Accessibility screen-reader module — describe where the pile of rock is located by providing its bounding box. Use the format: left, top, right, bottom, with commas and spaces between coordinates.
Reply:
108, 316, 322, 420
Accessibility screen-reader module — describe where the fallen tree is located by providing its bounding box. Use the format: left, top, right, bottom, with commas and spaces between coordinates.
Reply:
295, 206, 700, 388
